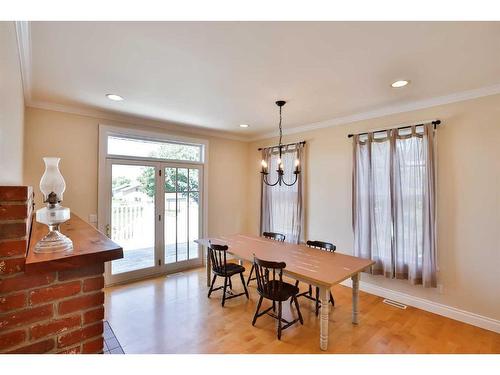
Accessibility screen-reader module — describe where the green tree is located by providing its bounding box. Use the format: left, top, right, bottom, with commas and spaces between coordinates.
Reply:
112, 176, 131, 189
137, 145, 200, 202
137, 167, 156, 197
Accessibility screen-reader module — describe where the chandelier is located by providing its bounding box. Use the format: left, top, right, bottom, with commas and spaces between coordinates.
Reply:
260, 100, 301, 187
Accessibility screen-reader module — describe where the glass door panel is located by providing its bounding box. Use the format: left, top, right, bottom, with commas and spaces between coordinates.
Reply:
188, 191, 200, 259
164, 167, 177, 263
177, 193, 188, 262
177, 168, 188, 262
110, 164, 156, 275
165, 166, 201, 265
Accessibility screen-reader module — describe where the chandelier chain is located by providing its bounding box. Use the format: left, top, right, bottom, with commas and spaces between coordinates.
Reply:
278, 105, 283, 148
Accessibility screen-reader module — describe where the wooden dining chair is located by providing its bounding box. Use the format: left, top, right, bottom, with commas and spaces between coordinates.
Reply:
293, 240, 336, 316
251, 256, 303, 340
246, 232, 285, 286
207, 242, 249, 307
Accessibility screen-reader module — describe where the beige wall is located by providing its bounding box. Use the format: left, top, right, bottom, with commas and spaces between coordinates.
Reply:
0, 22, 24, 185
23, 107, 249, 237
247, 94, 500, 320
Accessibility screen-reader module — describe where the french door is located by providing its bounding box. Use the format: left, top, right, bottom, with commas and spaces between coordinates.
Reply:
104, 159, 203, 285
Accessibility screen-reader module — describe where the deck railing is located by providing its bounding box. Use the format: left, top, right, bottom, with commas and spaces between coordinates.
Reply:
112, 205, 145, 241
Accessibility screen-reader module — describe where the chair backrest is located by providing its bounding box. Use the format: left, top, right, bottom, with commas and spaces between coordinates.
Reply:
253, 256, 286, 298
262, 232, 286, 242
208, 242, 228, 273
306, 240, 336, 252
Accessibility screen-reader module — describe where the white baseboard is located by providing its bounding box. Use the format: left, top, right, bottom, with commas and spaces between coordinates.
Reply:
340, 279, 500, 334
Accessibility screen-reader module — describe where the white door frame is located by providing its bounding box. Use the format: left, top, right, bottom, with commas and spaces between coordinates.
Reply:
98, 124, 209, 286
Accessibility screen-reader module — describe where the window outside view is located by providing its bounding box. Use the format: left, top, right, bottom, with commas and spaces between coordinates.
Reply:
108, 136, 202, 162
111, 164, 156, 274
164, 167, 200, 264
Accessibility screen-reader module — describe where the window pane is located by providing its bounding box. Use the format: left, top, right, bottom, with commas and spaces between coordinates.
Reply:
267, 151, 299, 242
111, 164, 155, 274
164, 168, 201, 264
177, 193, 188, 262
177, 168, 188, 192
189, 169, 199, 191
108, 136, 201, 162
165, 192, 177, 264
165, 167, 176, 193
188, 192, 200, 259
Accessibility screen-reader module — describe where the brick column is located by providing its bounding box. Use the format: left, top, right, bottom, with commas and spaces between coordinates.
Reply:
0, 187, 109, 354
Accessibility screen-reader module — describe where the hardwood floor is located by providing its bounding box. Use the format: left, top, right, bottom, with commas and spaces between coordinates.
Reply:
104, 266, 500, 354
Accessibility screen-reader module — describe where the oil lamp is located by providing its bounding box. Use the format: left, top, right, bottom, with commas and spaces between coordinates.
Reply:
34, 157, 73, 253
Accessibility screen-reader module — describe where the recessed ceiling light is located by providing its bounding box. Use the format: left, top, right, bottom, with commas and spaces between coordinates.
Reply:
391, 80, 410, 88
106, 94, 124, 101
239, 124, 249, 128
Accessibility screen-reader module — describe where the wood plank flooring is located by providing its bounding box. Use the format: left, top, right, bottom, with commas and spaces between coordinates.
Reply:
104, 266, 500, 354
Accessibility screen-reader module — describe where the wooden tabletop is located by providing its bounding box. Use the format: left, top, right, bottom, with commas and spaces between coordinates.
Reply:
25, 213, 123, 274
196, 234, 374, 287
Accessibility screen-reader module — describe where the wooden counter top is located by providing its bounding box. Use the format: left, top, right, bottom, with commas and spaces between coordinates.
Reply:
25, 213, 123, 274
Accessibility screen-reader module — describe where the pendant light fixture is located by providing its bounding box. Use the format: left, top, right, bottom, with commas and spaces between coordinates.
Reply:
260, 100, 301, 187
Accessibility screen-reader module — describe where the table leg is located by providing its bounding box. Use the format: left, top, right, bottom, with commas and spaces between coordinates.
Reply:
352, 272, 360, 324
206, 247, 211, 287
319, 285, 330, 351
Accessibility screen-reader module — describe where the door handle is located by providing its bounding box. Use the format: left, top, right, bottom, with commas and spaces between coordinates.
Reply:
105, 224, 111, 238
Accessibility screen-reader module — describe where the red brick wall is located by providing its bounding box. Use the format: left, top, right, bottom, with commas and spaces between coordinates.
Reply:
0, 187, 105, 354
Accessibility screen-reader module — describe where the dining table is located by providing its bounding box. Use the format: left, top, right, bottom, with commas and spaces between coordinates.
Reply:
195, 233, 375, 351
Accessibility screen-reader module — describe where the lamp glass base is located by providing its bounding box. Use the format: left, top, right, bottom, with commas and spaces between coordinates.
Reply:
34, 205, 73, 254
34, 229, 73, 253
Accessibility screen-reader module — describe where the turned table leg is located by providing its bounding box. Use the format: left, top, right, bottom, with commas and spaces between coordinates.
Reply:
352, 272, 360, 324
319, 285, 330, 351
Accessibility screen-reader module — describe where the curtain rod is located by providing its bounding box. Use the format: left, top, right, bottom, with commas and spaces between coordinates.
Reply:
347, 120, 441, 138
258, 140, 306, 151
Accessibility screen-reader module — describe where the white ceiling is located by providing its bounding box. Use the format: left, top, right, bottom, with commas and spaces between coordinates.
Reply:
27, 21, 500, 138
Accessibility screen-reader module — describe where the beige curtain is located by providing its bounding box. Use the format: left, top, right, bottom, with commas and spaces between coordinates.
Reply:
260, 143, 305, 244
353, 123, 437, 287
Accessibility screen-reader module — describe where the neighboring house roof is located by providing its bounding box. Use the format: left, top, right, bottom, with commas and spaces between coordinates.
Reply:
112, 182, 141, 195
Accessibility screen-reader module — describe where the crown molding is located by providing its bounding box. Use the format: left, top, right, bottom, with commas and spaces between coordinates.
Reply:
14, 21, 32, 103
27, 99, 249, 142
251, 83, 500, 141
26, 82, 500, 144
